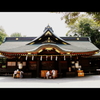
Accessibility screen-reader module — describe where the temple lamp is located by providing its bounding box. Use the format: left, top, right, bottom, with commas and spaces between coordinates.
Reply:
18, 62, 23, 69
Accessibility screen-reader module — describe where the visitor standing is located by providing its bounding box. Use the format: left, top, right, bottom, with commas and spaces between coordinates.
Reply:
46, 70, 50, 79
51, 69, 56, 79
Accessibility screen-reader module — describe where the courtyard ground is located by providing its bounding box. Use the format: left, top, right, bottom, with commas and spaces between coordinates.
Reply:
0, 75, 100, 88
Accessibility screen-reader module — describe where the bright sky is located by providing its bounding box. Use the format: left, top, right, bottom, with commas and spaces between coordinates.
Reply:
0, 12, 69, 37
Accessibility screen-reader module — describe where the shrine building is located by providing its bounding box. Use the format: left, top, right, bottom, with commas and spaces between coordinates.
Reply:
0, 25, 99, 78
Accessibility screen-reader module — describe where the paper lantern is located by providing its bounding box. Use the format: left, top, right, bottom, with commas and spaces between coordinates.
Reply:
18, 63, 23, 69
32, 55, 34, 60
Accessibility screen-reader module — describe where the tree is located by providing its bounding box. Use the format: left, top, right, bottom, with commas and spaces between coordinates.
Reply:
66, 16, 100, 48
66, 15, 95, 35
61, 12, 81, 25
10, 32, 22, 37
87, 12, 100, 24
60, 12, 100, 25
0, 26, 7, 44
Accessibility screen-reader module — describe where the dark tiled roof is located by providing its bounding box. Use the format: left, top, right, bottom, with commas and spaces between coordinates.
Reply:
0, 40, 99, 53
60, 37, 90, 41
4, 37, 36, 42
4, 37, 90, 42
0, 43, 98, 53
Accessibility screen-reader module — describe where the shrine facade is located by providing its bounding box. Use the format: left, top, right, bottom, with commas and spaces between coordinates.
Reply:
0, 25, 99, 78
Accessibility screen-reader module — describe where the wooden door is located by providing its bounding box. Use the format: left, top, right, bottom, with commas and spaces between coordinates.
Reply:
41, 61, 56, 70
28, 61, 37, 77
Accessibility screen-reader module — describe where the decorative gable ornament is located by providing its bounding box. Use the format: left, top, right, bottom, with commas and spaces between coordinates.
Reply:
45, 31, 52, 36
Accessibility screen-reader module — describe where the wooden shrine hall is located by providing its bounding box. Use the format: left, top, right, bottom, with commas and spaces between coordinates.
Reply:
0, 25, 99, 78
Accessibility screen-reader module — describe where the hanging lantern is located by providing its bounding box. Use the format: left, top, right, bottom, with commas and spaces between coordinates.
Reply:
75, 61, 79, 68
64, 55, 66, 60
40, 56, 42, 61
55, 56, 58, 61
25, 55, 28, 60
69, 67, 71, 72
18, 62, 23, 69
32, 55, 34, 60
71, 61, 75, 64
51, 55, 53, 60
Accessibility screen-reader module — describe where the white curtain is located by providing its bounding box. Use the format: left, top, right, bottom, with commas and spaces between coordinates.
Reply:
64, 55, 66, 60
55, 56, 58, 61
40, 56, 42, 61
25, 55, 28, 60
51, 55, 53, 60
32, 55, 34, 60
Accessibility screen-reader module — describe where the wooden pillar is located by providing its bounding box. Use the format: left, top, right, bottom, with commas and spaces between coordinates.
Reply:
58, 56, 61, 78
36, 56, 40, 78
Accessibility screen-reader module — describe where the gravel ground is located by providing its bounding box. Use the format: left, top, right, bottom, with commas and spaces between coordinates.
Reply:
0, 75, 100, 88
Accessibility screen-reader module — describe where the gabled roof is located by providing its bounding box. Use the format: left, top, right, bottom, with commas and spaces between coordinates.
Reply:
27, 25, 70, 45
0, 25, 99, 55
0, 37, 99, 54
0, 43, 97, 53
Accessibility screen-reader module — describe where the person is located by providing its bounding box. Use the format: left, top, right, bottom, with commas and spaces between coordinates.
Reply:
20, 71, 24, 78
51, 69, 56, 79
46, 70, 50, 79
49, 70, 52, 79
13, 69, 19, 78
17, 69, 19, 72
13, 69, 17, 78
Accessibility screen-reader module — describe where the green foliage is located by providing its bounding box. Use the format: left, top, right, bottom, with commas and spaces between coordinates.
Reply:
61, 12, 80, 25
66, 15, 100, 48
66, 15, 93, 35
59, 12, 100, 26
0, 26, 7, 45
10, 32, 22, 37
87, 12, 100, 24
10, 32, 26, 37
